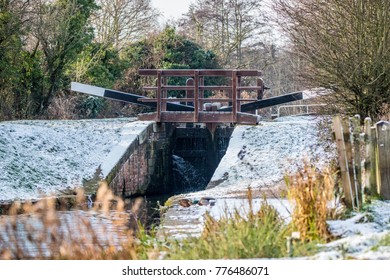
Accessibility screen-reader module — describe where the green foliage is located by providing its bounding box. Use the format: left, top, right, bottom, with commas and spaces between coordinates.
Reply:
68, 43, 128, 89
0, 2, 23, 119
34, 0, 98, 114
120, 27, 221, 97
79, 96, 105, 118
372, 233, 390, 251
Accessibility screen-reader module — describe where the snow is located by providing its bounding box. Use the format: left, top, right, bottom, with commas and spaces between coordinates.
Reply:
204, 115, 335, 197
0, 118, 152, 202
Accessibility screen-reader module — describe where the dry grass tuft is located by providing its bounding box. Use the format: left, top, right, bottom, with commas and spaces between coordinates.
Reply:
285, 164, 335, 242
0, 181, 140, 260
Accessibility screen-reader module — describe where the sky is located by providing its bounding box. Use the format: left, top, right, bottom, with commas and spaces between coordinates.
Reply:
151, 0, 194, 22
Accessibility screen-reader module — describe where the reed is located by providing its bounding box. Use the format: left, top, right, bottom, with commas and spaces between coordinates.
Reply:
285, 164, 335, 242
0, 182, 139, 260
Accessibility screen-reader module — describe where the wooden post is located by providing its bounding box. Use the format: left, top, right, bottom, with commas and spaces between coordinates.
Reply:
194, 70, 199, 123
343, 117, 359, 209
351, 115, 362, 207
257, 77, 264, 100
156, 71, 162, 122
333, 116, 356, 209
232, 70, 238, 123
376, 121, 390, 199
186, 78, 194, 107
161, 76, 167, 112
364, 117, 378, 195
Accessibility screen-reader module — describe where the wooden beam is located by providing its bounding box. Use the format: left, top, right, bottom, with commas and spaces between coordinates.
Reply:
219, 91, 304, 112
138, 69, 262, 77
71, 82, 194, 111
138, 111, 258, 125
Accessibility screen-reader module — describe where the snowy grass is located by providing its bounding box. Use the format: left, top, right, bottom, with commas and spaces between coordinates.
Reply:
0, 118, 152, 202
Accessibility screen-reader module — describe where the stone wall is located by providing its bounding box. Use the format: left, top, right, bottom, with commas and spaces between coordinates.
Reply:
106, 123, 174, 197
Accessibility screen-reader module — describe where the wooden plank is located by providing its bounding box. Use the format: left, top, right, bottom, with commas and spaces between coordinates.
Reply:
343, 117, 359, 209
138, 112, 157, 121
139, 111, 258, 125
139, 69, 262, 77
376, 121, 390, 199
236, 112, 259, 124
351, 115, 362, 206
160, 112, 195, 122
237, 86, 264, 91
364, 117, 378, 195
158, 112, 230, 123
200, 86, 232, 91
333, 116, 355, 209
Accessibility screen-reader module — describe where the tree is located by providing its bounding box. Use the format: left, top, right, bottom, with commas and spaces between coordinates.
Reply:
276, 0, 390, 119
92, 0, 159, 50
31, 0, 98, 114
0, 0, 34, 119
179, 0, 267, 68
119, 27, 221, 96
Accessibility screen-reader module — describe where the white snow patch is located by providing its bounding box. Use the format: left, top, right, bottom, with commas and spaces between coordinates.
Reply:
312, 200, 390, 260
0, 118, 152, 202
206, 115, 335, 195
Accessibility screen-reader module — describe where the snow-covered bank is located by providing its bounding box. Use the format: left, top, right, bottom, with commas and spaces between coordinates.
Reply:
0, 118, 151, 202
197, 116, 334, 198
312, 200, 390, 260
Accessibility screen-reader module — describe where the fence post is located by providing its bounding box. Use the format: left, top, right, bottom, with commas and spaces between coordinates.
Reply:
376, 121, 390, 199
333, 116, 356, 209
364, 117, 378, 195
350, 115, 362, 207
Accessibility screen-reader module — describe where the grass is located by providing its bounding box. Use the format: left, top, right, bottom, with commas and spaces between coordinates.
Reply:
161, 189, 318, 259
372, 233, 390, 251
163, 212, 317, 259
